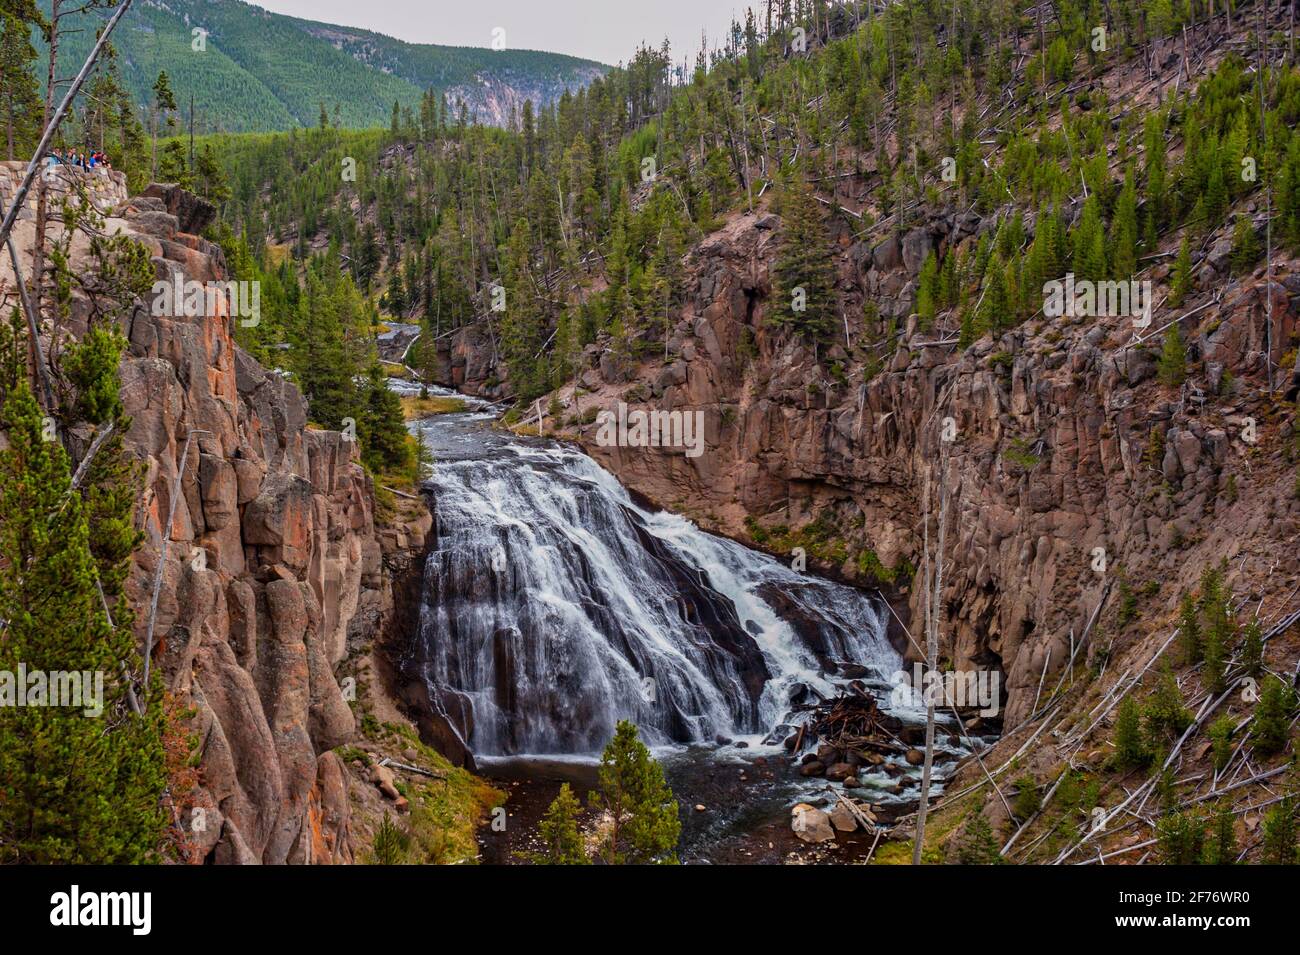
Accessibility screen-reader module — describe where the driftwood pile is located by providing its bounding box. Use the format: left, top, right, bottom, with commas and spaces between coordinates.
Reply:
788, 683, 903, 750
785, 683, 919, 786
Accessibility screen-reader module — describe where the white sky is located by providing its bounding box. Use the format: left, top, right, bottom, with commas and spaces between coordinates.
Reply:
251, 0, 756, 66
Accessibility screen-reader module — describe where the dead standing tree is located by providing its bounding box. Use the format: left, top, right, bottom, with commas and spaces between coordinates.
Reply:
913, 417, 953, 864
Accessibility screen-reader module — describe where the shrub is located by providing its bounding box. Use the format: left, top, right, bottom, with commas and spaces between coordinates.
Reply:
1143, 665, 1192, 744
1013, 775, 1042, 820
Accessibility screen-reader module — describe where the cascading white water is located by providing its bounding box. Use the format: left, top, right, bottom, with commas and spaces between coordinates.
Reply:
403, 386, 911, 757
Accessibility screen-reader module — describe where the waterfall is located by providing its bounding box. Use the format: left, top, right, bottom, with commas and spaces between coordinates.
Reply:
404, 392, 909, 757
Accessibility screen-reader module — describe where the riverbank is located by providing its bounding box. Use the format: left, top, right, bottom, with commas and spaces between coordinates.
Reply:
475, 746, 921, 865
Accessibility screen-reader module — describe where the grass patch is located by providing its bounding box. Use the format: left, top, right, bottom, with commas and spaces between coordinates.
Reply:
744, 513, 850, 564
357, 722, 504, 865
401, 394, 467, 419
1002, 437, 1041, 470
871, 839, 943, 865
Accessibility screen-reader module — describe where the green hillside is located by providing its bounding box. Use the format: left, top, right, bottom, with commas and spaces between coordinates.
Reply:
38, 0, 606, 132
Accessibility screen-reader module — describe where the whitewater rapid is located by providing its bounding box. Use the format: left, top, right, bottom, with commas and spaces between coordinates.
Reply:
400, 383, 918, 757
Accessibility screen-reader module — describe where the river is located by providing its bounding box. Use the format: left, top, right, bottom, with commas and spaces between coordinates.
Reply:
392, 380, 985, 863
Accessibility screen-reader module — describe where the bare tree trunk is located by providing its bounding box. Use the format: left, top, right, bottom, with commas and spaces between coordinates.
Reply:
913, 438, 951, 863
30, 0, 61, 319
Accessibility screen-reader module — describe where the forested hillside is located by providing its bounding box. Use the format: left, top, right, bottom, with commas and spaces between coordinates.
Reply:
32, 0, 606, 132
208, 0, 1300, 865
4, 0, 1300, 871
215, 0, 1300, 407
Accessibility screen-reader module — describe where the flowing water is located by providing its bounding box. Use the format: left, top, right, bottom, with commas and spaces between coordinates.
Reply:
394, 383, 974, 859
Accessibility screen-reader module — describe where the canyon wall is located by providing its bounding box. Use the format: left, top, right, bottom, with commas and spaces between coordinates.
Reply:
1, 165, 400, 863
536, 199, 1300, 729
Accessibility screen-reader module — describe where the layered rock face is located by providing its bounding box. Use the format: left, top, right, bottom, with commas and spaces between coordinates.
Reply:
2, 165, 394, 863
541, 201, 1300, 730
121, 191, 385, 864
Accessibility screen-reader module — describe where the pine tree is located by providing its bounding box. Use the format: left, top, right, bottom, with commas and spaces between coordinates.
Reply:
1144, 664, 1192, 743
358, 364, 413, 476
916, 251, 941, 329
1110, 169, 1139, 280
770, 172, 837, 339
1143, 113, 1168, 228
1178, 591, 1202, 664
1072, 196, 1107, 283
1204, 159, 1227, 227
295, 270, 358, 430
1230, 215, 1259, 274
1112, 696, 1149, 770
1156, 323, 1187, 388
939, 249, 959, 309
956, 809, 1003, 864
535, 783, 588, 864
1202, 807, 1237, 865
1209, 715, 1236, 774
1012, 775, 1042, 820
1250, 676, 1296, 755
1169, 236, 1192, 307
150, 71, 178, 179
958, 307, 978, 349
589, 721, 680, 864
1240, 618, 1263, 676
1203, 615, 1228, 695
977, 253, 1009, 334
0, 10, 40, 162
1156, 810, 1206, 864
370, 814, 411, 864
0, 382, 166, 863
1261, 798, 1298, 864
499, 217, 548, 401
158, 139, 192, 188
194, 144, 232, 204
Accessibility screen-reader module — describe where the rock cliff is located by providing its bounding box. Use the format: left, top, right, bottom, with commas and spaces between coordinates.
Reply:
538, 195, 1299, 730
0, 163, 417, 863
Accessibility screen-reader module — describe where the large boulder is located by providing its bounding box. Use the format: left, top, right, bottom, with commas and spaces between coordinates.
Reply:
142, 182, 217, 234
791, 806, 836, 843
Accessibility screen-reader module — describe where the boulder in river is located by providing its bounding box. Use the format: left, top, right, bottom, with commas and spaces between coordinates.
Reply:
800, 760, 826, 777
905, 748, 924, 766
829, 803, 858, 833
825, 762, 856, 781
791, 806, 835, 843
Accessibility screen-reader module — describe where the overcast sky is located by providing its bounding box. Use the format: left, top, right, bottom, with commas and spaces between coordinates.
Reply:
253, 0, 756, 66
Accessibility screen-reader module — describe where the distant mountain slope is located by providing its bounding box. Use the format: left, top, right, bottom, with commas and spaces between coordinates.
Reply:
40, 0, 606, 132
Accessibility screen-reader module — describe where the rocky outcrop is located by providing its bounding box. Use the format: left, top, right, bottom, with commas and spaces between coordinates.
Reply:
0, 163, 417, 863
429, 319, 504, 398
119, 192, 386, 864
